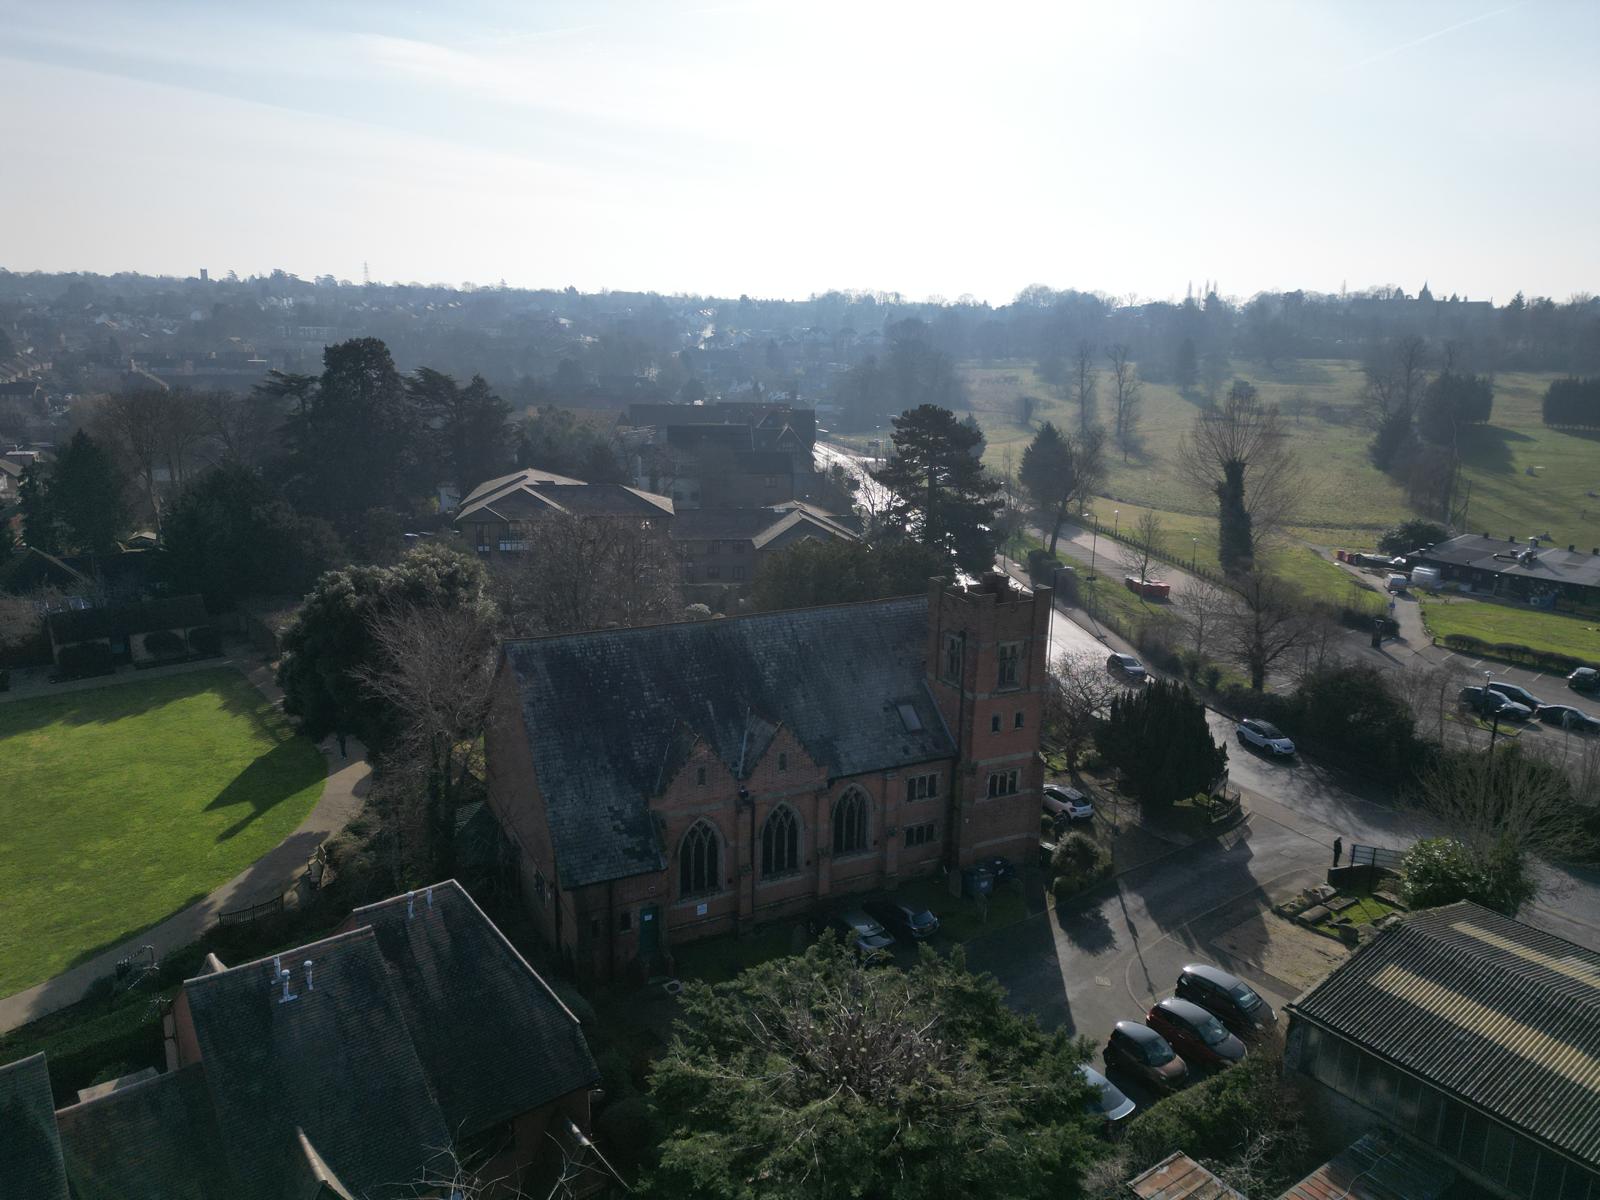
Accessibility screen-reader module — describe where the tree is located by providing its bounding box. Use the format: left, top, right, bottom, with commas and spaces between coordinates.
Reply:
1378, 518, 1449, 556
407, 368, 513, 497
18, 460, 61, 554
1218, 571, 1311, 691
1294, 665, 1417, 782
1015, 393, 1040, 427
1174, 574, 1230, 662
872, 405, 1003, 576
490, 514, 681, 637
1019, 422, 1072, 555
750, 538, 945, 612
163, 462, 344, 609
1400, 837, 1533, 917
1175, 337, 1198, 392
517, 406, 625, 482
1044, 648, 1124, 759
1177, 381, 1297, 575
1363, 336, 1429, 471
1105, 344, 1142, 457
1095, 680, 1226, 806
1071, 339, 1098, 435
277, 542, 494, 747
644, 940, 1099, 1199
1118, 511, 1164, 585
50, 430, 129, 556
1418, 370, 1493, 445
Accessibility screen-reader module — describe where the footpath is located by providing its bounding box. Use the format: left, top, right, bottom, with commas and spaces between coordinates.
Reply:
0, 650, 369, 1034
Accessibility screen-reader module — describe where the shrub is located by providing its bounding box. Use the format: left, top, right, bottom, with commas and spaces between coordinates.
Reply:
141, 629, 186, 659
1378, 519, 1449, 556
56, 641, 114, 679
1049, 832, 1112, 896
188, 625, 223, 656
594, 1094, 660, 1175
1400, 836, 1534, 916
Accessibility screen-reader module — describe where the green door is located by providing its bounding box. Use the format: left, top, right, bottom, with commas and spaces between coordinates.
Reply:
639, 904, 661, 958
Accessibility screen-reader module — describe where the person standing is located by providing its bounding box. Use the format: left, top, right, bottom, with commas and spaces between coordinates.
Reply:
1333, 837, 1343, 866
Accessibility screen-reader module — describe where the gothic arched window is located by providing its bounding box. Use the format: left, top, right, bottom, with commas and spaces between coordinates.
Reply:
832, 789, 868, 856
762, 805, 801, 877
678, 821, 720, 898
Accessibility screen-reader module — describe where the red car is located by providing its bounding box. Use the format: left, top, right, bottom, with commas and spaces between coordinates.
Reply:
1146, 997, 1247, 1069
1124, 575, 1171, 600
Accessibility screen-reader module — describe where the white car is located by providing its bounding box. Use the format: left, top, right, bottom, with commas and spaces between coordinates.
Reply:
1236, 719, 1295, 757
1043, 784, 1094, 822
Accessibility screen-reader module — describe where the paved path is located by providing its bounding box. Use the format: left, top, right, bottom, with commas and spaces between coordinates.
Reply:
0, 653, 370, 1034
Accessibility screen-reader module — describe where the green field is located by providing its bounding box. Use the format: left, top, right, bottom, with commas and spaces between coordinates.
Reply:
0, 670, 325, 994
963, 357, 1600, 571
1420, 595, 1600, 663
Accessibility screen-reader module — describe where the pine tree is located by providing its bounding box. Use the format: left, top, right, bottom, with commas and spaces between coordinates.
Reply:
1096, 679, 1227, 806
50, 431, 129, 556
872, 405, 1003, 576
18, 460, 62, 555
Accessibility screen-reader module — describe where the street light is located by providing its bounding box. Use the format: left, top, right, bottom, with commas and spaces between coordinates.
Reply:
1114, 509, 1120, 539
1484, 670, 1502, 752
1191, 537, 1198, 571
1089, 512, 1100, 581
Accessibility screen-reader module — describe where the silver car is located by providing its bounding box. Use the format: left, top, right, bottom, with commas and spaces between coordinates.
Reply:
1236, 719, 1295, 757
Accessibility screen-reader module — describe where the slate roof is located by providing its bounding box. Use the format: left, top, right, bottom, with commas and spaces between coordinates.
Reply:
456, 479, 672, 524
1414, 534, 1600, 590
669, 502, 857, 545
55, 1066, 232, 1200
1277, 1131, 1455, 1200
182, 928, 453, 1200
459, 466, 586, 509
347, 881, 600, 1136
0, 1052, 68, 1200
500, 595, 954, 888
1288, 901, 1600, 1169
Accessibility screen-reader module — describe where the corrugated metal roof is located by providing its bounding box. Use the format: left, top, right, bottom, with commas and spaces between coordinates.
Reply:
1276, 1132, 1455, 1200
1288, 902, 1600, 1168
1127, 1152, 1244, 1200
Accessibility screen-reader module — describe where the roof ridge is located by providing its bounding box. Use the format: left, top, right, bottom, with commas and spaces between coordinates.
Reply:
182, 926, 377, 987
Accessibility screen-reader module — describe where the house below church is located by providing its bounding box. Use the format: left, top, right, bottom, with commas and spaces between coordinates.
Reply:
485, 573, 1051, 982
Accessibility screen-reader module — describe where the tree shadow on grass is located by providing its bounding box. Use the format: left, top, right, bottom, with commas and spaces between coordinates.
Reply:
0, 667, 276, 738
1458, 424, 1535, 475
206, 739, 326, 842
55, 891, 211, 974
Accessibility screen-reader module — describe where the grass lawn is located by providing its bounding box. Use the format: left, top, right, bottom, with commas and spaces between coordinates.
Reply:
1420, 594, 1600, 662
1318, 894, 1397, 928
0, 669, 325, 995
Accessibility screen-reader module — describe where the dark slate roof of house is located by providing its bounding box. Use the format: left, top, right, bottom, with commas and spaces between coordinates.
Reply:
54, 1066, 232, 1200
665, 424, 753, 452
45, 605, 118, 643
501, 595, 954, 888
457, 481, 672, 524
459, 467, 585, 509
347, 880, 600, 1137
1415, 534, 1600, 589
182, 928, 453, 1200
669, 502, 857, 545
0, 1052, 68, 1200
124, 593, 211, 633
1288, 901, 1600, 1169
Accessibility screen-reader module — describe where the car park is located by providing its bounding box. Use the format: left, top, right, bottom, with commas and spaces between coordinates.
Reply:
863, 898, 941, 941
1569, 667, 1600, 695
810, 910, 895, 962
1559, 710, 1600, 735
1078, 1064, 1136, 1130
1145, 998, 1247, 1069
1235, 719, 1295, 757
1043, 783, 1094, 823
1175, 964, 1278, 1038
1536, 703, 1588, 727
1487, 682, 1545, 712
1103, 1021, 1188, 1091
1106, 653, 1147, 682
1458, 686, 1531, 721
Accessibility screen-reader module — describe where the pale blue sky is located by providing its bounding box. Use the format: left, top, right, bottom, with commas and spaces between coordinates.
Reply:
1, 1, 1594, 303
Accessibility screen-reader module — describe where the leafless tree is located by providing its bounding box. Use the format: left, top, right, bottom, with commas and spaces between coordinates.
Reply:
91, 388, 211, 529
1218, 571, 1314, 691
491, 513, 682, 638
1117, 511, 1164, 585
1014, 393, 1040, 427
202, 390, 287, 469
1177, 382, 1299, 570
1071, 339, 1098, 435
1045, 648, 1124, 758
1173, 574, 1231, 661
1284, 612, 1350, 686
1390, 659, 1467, 748
1362, 335, 1430, 431
1105, 344, 1142, 458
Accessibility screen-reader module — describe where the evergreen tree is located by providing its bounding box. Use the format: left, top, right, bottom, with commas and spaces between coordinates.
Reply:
873, 405, 1003, 576
50, 430, 128, 556
1095, 679, 1227, 806
1019, 421, 1075, 555
1175, 336, 1198, 390
18, 460, 62, 555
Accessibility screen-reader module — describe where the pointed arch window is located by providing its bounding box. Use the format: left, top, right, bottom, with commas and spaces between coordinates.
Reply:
832, 789, 869, 856
761, 805, 801, 877
679, 821, 720, 898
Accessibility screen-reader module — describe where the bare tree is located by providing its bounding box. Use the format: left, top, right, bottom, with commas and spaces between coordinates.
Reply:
1173, 574, 1231, 661
1105, 344, 1142, 458
1117, 510, 1164, 585
1218, 571, 1313, 691
491, 513, 682, 638
1177, 381, 1299, 574
91, 390, 167, 528
1390, 659, 1466, 749
1362, 335, 1430, 430
202, 390, 287, 469
1044, 648, 1124, 759
1014, 393, 1040, 428
1071, 339, 1098, 435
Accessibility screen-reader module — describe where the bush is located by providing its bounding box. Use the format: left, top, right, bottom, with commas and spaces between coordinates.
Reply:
188, 625, 223, 656
1378, 519, 1449, 556
1400, 836, 1534, 916
594, 1093, 660, 1175
56, 640, 114, 680
141, 629, 186, 659
1049, 832, 1112, 896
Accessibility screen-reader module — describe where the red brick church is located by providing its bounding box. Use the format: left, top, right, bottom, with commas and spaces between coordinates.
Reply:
485, 573, 1051, 981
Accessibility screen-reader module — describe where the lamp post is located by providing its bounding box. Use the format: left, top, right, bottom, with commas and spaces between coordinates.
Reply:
1191, 537, 1198, 571
1114, 509, 1120, 539
1089, 513, 1100, 581
1485, 670, 1502, 752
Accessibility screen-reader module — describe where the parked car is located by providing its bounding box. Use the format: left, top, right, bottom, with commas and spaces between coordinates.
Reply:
1107, 653, 1147, 682
1078, 1064, 1136, 1130
1487, 681, 1545, 712
1235, 719, 1295, 757
973, 855, 1016, 884
1536, 703, 1587, 727
1103, 1021, 1189, 1091
1559, 709, 1600, 735
1386, 574, 1408, 593
810, 910, 895, 962
1569, 667, 1600, 695
1043, 783, 1094, 823
863, 898, 941, 941
1145, 998, 1247, 1069
1458, 686, 1532, 721
1175, 964, 1278, 1038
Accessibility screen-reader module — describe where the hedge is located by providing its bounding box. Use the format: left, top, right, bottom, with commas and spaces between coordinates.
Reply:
56, 641, 115, 680
1438, 633, 1590, 675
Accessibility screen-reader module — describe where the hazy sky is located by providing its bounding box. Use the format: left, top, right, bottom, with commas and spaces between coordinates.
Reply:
2, 1, 1595, 303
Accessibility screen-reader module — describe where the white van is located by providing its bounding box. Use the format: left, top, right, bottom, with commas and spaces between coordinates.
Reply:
1386, 574, 1408, 593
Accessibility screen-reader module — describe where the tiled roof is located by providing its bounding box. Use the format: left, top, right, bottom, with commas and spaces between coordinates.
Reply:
457, 481, 672, 524
347, 881, 599, 1136
182, 928, 453, 1200
54, 1066, 231, 1200
500, 595, 954, 888
0, 1052, 68, 1200
459, 467, 585, 508
1288, 902, 1600, 1168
